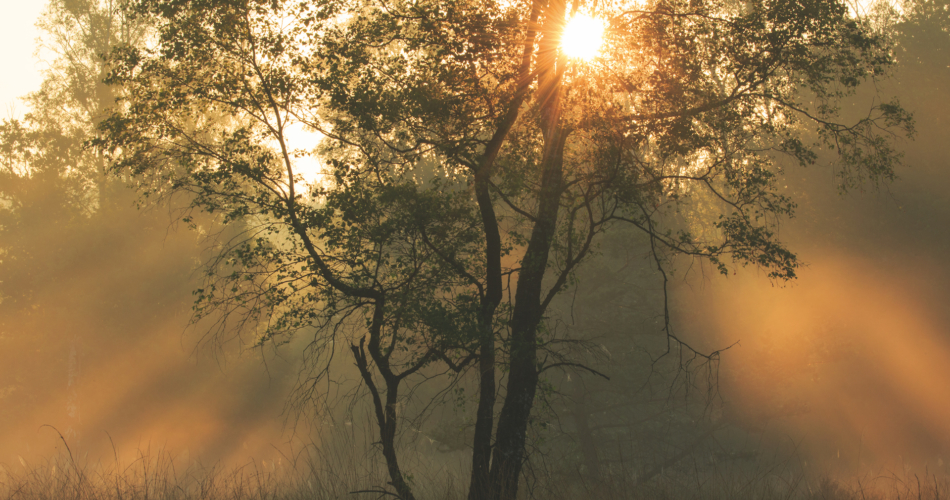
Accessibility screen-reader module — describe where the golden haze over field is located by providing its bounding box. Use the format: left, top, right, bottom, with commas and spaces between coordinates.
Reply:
1, 0, 948, 499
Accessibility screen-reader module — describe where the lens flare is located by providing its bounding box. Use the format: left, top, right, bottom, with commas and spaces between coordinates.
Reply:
561, 14, 605, 60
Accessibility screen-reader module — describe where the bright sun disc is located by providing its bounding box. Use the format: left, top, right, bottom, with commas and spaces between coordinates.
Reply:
561, 14, 605, 60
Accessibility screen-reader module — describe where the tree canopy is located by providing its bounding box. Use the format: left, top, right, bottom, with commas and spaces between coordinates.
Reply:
96, 0, 913, 498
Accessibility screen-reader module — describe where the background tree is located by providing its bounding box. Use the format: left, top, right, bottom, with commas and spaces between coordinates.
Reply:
0, 0, 145, 436
0, 0, 195, 450
99, 0, 913, 499
0, 0, 309, 466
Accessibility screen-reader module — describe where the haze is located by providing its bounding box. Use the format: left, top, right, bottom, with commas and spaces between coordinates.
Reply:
0, 3, 44, 118
1, 1, 948, 499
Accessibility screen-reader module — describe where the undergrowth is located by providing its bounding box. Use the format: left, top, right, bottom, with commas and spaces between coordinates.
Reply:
2, 430, 948, 500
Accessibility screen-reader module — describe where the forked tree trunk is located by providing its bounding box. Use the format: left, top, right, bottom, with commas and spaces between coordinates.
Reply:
472, 1, 570, 497
486, 106, 568, 500
350, 326, 416, 500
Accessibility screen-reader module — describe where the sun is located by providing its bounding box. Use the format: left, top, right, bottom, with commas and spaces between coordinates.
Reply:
561, 14, 606, 60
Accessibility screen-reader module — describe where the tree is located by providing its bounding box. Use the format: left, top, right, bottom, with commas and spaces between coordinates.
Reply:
97, 0, 913, 499
0, 0, 185, 449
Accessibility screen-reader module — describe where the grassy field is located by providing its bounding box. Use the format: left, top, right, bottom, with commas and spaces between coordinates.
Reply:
3, 436, 948, 500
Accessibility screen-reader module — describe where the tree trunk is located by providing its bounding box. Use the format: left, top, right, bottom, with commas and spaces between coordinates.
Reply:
469, 96, 508, 500
487, 101, 568, 500
467, 329, 496, 500
477, 2, 569, 498
350, 308, 416, 500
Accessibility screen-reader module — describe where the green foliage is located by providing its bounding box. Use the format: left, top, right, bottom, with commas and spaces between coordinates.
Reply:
91, 0, 913, 497
97, 0, 911, 341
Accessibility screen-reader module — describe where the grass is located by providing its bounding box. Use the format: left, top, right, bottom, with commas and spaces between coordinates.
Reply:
2, 429, 948, 500
526, 460, 950, 500
0, 423, 469, 500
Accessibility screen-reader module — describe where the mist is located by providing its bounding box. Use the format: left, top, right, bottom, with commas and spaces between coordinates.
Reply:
690, 45, 950, 473
1, 1, 948, 499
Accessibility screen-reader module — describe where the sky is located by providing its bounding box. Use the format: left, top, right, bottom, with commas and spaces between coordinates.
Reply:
0, 3, 45, 119
0, 0, 883, 121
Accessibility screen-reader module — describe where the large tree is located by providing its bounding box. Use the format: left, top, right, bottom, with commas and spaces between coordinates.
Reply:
98, 0, 913, 498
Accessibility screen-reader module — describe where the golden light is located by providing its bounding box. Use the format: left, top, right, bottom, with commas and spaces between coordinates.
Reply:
273, 121, 327, 190
561, 14, 606, 60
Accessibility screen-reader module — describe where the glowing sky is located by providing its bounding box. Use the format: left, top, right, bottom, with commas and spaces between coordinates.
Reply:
0, 1, 888, 120
561, 14, 605, 60
0, 3, 45, 119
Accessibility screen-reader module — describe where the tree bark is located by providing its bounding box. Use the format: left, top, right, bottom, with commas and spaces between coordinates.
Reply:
487, 131, 566, 499
484, 1, 568, 496
468, 327, 496, 500
469, 153, 505, 500
350, 303, 416, 500
487, 99, 568, 500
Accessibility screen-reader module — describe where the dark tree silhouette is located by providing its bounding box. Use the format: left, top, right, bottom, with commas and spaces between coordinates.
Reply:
97, 0, 913, 498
